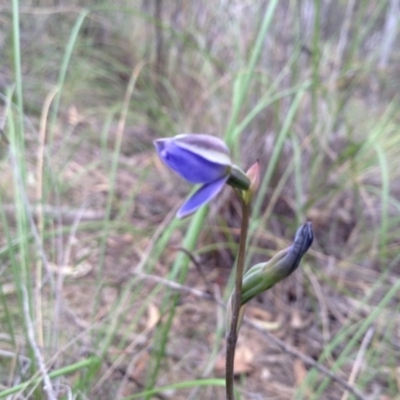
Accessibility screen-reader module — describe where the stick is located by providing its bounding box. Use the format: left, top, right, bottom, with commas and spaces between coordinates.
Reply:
246, 319, 367, 400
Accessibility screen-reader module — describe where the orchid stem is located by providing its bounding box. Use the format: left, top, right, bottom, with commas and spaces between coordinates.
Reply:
226, 198, 251, 400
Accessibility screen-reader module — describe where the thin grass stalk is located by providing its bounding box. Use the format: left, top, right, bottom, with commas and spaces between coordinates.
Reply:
93, 62, 145, 322
154, 0, 166, 80
6, 92, 32, 327
232, 79, 311, 142
357, 300, 399, 394
307, 278, 400, 398
48, 10, 89, 145
0, 357, 100, 398
374, 144, 389, 264
305, 251, 400, 391
357, 0, 387, 53
335, 0, 357, 71
10, 0, 31, 305
252, 89, 306, 220
291, 133, 305, 223
296, 323, 361, 399
340, 327, 374, 400
11, 0, 24, 158
379, 0, 400, 68
35, 87, 58, 351
310, 0, 320, 132
97, 216, 180, 360
225, 0, 279, 148
0, 190, 17, 349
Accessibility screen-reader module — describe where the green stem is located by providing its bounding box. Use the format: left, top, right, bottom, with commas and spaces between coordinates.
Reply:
225, 200, 251, 400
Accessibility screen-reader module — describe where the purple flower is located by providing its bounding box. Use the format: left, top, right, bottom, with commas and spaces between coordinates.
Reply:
154, 134, 249, 218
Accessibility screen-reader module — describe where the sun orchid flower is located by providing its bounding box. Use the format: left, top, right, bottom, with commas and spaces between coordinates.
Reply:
154, 134, 250, 218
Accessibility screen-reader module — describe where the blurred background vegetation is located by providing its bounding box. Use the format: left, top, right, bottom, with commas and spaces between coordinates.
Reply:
1, 0, 400, 399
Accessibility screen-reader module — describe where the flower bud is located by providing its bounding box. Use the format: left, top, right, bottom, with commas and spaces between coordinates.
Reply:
240, 222, 313, 305
226, 223, 313, 334
243, 161, 260, 204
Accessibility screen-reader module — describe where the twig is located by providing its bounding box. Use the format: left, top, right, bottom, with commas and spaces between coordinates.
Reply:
132, 271, 222, 305
171, 246, 208, 284
1, 203, 105, 223
0, 349, 31, 387
341, 327, 374, 400
246, 319, 367, 400
22, 286, 56, 400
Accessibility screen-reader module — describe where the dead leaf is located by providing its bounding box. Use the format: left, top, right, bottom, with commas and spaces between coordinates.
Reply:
395, 366, 400, 394
146, 302, 160, 330
246, 306, 281, 331
234, 345, 254, 375
247, 306, 273, 321
49, 261, 92, 278
67, 105, 80, 125
215, 344, 254, 376
293, 358, 307, 386
290, 309, 304, 330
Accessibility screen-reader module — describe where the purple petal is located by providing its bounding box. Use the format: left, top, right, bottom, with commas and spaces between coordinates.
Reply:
279, 222, 314, 279
174, 134, 231, 165
177, 175, 229, 218
283, 222, 314, 275
155, 139, 229, 183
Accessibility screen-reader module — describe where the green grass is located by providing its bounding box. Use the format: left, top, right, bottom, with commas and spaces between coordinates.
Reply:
1, 1, 400, 399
